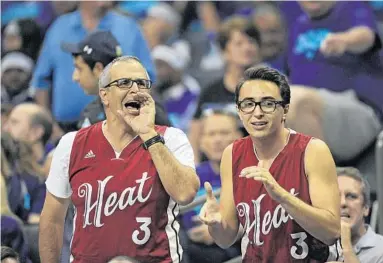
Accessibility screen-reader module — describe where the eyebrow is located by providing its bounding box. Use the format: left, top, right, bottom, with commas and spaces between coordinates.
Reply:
241, 96, 278, 101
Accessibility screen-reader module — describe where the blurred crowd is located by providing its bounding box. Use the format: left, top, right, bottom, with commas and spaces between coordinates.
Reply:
1, 1, 383, 263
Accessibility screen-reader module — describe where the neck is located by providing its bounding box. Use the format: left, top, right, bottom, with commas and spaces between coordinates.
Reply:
79, 3, 104, 31
252, 127, 289, 160
224, 64, 246, 93
351, 223, 367, 246
32, 142, 45, 162
209, 160, 220, 174
103, 113, 137, 152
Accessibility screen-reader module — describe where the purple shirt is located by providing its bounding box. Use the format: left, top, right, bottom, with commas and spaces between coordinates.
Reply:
288, 1, 383, 112
181, 161, 221, 230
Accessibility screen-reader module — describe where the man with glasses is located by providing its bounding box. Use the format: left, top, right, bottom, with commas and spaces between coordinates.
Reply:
199, 67, 343, 262
39, 56, 200, 263
61, 30, 171, 129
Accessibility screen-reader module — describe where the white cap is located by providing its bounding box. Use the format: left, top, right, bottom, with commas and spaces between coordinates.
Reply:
152, 41, 191, 70
147, 3, 181, 28
1, 52, 34, 73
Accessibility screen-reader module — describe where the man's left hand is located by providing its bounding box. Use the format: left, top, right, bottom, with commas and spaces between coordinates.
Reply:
118, 92, 156, 139
240, 162, 286, 202
320, 33, 348, 57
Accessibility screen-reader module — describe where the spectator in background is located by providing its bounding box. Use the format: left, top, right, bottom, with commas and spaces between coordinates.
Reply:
188, 16, 262, 163
252, 3, 287, 73
141, 3, 181, 50
61, 30, 171, 128
287, 1, 383, 163
1, 176, 29, 263
1, 246, 21, 263
152, 42, 201, 132
1, 132, 46, 225
182, 110, 241, 263
31, 1, 155, 128
336, 167, 383, 263
1, 52, 34, 106
2, 19, 42, 61
4, 103, 53, 166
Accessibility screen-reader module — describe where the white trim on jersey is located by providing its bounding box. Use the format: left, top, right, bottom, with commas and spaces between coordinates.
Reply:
69, 205, 77, 263
165, 198, 182, 263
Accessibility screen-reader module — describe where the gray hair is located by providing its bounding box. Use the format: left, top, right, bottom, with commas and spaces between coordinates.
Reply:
337, 167, 371, 207
98, 56, 148, 89
252, 3, 283, 21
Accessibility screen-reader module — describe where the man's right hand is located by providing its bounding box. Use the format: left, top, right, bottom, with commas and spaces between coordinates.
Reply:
199, 182, 222, 226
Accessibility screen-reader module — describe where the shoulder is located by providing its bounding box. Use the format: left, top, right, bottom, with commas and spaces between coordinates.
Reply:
54, 131, 78, 157
304, 138, 335, 173
48, 10, 78, 32
107, 11, 141, 27
163, 126, 188, 141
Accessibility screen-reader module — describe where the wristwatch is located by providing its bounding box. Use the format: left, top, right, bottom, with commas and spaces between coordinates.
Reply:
142, 134, 165, 150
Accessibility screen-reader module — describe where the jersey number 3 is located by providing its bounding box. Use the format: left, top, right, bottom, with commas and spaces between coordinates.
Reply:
132, 217, 151, 245
290, 232, 309, 259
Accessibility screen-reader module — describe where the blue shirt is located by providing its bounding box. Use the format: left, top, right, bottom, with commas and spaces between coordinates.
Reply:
288, 1, 383, 113
181, 161, 221, 230
31, 10, 155, 122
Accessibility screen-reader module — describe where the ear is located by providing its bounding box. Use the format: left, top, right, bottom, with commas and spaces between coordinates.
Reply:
283, 104, 290, 115
31, 125, 44, 143
99, 88, 109, 107
362, 204, 370, 217
236, 105, 243, 121
93, 62, 105, 78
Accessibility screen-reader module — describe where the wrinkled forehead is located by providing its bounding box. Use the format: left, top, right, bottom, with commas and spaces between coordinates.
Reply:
338, 175, 363, 194
109, 60, 149, 81
239, 80, 282, 101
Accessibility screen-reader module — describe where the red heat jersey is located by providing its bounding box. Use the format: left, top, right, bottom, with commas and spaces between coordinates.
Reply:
232, 131, 333, 263
68, 123, 182, 263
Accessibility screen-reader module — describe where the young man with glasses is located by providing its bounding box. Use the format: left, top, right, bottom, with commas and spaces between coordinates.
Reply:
39, 56, 200, 263
61, 30, 171, 130
199, 67, 343, 262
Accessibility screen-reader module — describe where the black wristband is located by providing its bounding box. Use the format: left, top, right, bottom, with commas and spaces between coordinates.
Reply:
142, 134, 165, 150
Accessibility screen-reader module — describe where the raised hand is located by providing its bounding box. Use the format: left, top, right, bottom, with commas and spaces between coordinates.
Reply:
117, 92, 156, 136
199, 182, 222, 226
240, 161, 286, 202
320, 33, 347, 57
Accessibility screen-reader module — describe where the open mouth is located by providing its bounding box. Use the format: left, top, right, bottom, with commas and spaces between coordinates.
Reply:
124, 101, 141, 110
340, 212, 351, 219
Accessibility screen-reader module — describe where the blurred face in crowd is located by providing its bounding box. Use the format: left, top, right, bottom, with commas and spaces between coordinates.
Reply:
200, 113, 240, 162
338, 175, 369, 235
299, 1, 336, 18
3, 104, 42, 144
142, 17, 175, 49
3, 33, 22, 53
224, 30, 261, 69
253, 12, 285, 61
154, 59, 181, 90
100, 60, 151, 119
72, 56, 99, 95
2, 68, 31, 96
237, 80, 287, 140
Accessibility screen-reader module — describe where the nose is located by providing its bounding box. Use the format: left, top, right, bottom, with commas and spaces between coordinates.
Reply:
72, 69, 79, 82
253, 104, 264, 118
340, 194, 347, 208
129, 81, 140, 93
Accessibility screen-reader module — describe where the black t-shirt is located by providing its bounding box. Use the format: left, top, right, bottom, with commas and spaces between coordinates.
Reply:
193, 77, 237, 119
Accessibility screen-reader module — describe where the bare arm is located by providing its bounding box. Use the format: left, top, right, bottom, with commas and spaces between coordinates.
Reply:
34, 89, 50, 109
197, 2, 221, 33
277, 139, 341, 245
341, 26, 376, 53
208, 144, 240, 248
141, 130, 200, 205
39, 191, 70, 263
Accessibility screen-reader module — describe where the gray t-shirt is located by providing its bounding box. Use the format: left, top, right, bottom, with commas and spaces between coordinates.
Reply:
354, 225, 383, 263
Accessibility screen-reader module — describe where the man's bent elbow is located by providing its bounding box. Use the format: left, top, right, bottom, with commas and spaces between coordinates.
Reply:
323, 221, 341, 245
177, 176, 200, 205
